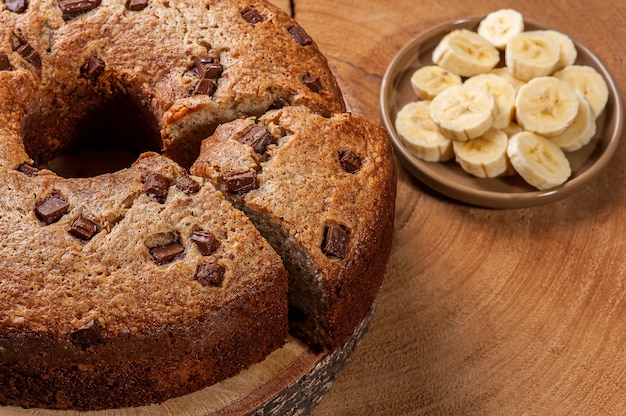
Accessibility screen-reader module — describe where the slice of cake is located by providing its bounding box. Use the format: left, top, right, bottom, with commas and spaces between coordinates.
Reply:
191, 105, 396, 350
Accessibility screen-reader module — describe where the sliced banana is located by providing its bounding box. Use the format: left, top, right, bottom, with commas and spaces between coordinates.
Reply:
477, 8, 525, 50
453, 128, 509, 178
430, 83, 496, 141
541, 29, 577, 71
396, 9, 609, 190
432, 29, 500, 77
410, 65, 462, 100
515, 76, 579, 137
489, 67, 526, 91
553, 65, 609, 119
505, 30, 560, 81
507, 131, 571, 190
395, 101, 454, 162
465, 73, 516, 129
549, 91, 596, 152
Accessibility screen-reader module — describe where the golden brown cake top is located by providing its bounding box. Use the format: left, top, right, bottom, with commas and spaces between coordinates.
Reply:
0, 153, 286, 338
0, 0, 345, 169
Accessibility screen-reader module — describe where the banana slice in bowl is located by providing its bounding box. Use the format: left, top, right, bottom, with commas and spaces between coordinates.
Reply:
381, 14, 623, 209
515, 76, 580, 137
507, 131, 572, 190
477, 8, 524, 50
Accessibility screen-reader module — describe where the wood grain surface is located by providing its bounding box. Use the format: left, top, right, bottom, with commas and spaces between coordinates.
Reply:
280, 1, 626, 415
4, 1, 626, 415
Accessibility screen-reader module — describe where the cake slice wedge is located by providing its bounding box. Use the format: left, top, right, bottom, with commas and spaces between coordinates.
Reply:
191, 106, 396, 350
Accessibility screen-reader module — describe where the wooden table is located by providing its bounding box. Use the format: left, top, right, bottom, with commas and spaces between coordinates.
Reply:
267, 0, 626, 414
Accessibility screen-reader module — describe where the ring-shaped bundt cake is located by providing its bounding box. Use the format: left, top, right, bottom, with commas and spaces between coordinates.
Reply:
0, 0, 396, 410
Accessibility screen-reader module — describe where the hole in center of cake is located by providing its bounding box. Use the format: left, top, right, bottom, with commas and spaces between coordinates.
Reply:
23, 93, 162, 178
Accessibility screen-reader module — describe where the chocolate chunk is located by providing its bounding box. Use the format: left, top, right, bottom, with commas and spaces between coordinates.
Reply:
69, 216, 98, 240
239, 126, 276, 154
16, 43, 41, 71
80, 56, 105, 80
0, 53, 11, 71
125, 0, 148, 11
288, 26, 313, 46
17, 163, 38, 176
176, 175, 200, 195
224, 171, 257, 195
302, 73, 322, 93
241, 6, 263, 24
144, 173, 169, 202
191, 230, 219, 256
195, 57, 223, 79
192, 77, 217, 96
58, 0, 101, 19
339, 150, 362, 173
322, 224, 350, 259
35, 196, 69, 225
69, 318, 103, 350
150, 241, 184, 265
190, 56, 221, 96
195, 260, 225, 287
5, 0, 27, 13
